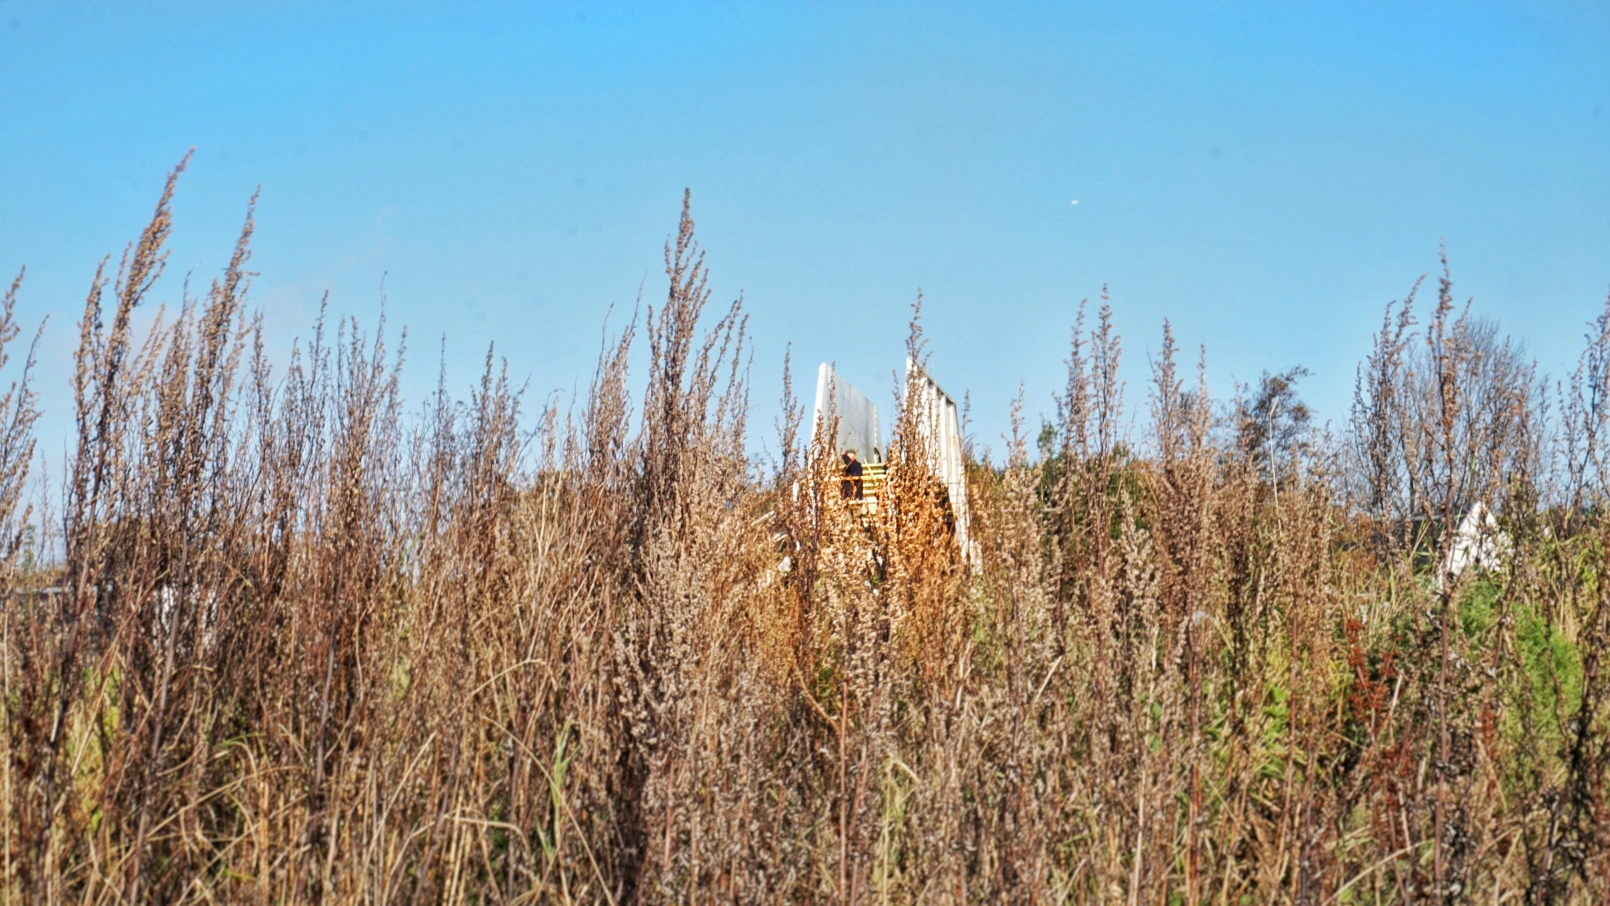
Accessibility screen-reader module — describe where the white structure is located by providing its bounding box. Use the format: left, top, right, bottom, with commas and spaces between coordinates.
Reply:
811, 363, 882, 461
907, 359, 976, 565
809, 358, 976, 567
1441, 501, 1509, 588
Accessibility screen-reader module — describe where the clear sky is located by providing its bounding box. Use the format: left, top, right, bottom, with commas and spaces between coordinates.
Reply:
2, 0, 1607, 465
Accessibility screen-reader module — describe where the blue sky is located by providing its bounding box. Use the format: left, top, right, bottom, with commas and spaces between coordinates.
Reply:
2, 0, 1607, 464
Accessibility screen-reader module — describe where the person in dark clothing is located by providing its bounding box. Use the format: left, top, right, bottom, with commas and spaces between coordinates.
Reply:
840, 450, 863, 499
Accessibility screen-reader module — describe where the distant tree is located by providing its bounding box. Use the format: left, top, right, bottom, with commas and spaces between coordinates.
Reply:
1562, 291, 1610, 512
1236, 366, 1312, 498
1347, 258, 1540, 528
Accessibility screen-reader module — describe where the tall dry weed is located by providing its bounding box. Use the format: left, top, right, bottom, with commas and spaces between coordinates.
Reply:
4, 167, 1610, 903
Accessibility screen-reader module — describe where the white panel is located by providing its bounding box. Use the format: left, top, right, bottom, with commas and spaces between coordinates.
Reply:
906, 359, 976, 565
810, 363, 883, 462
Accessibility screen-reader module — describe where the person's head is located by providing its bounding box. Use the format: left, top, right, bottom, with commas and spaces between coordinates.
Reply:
843, 449, 857, 462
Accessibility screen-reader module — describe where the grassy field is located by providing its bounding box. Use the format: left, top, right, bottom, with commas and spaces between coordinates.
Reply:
3, 166, 1609, 903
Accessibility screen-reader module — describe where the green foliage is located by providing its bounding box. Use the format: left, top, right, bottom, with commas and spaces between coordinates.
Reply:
1457, 579, 1500, 639
1514, 604, 1584, 742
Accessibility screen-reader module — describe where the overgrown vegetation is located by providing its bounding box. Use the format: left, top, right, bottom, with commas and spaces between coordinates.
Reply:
4, 164, 1610, 902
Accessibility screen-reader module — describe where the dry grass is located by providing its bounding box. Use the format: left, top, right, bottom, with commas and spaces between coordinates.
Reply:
3, 165, 1610, 903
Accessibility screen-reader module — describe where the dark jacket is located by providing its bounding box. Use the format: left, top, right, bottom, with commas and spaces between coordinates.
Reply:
840, 456, 863, 499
